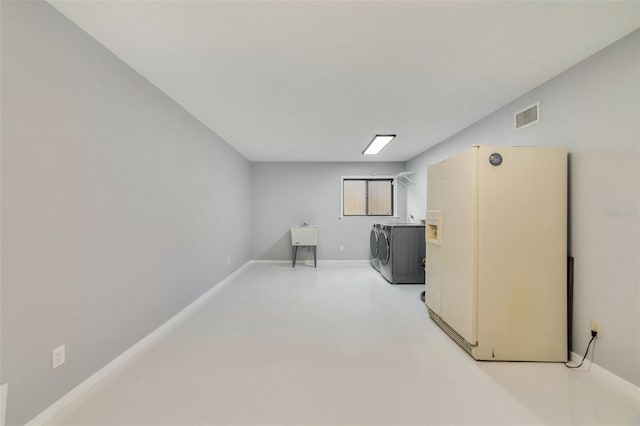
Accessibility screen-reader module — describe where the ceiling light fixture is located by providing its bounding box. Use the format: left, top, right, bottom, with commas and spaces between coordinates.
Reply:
362, 134, 396, 155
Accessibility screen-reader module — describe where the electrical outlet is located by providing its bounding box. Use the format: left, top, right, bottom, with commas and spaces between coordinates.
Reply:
52, 345, 65, 369
590, 321, 602, 339
339, 245, 344, 252
227, 256, 231, 265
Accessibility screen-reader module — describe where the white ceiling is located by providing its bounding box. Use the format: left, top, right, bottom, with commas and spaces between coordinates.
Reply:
49, 1, 639, 162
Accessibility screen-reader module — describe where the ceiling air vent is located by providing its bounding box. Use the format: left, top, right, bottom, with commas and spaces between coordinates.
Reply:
514, 102, 540, 130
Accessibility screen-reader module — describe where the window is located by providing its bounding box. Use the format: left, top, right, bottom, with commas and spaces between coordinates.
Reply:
341, 177, 395, 217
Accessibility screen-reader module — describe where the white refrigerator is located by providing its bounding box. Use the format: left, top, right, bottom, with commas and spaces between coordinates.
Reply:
425, 145, 567, 361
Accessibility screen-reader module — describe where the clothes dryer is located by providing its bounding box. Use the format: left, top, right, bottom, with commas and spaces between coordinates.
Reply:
379, 224, 425, 284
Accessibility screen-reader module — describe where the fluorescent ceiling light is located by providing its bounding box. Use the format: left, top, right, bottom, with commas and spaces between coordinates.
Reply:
362, 134, 396, 155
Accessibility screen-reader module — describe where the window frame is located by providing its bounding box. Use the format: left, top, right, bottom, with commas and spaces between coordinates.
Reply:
339, 175, 398, 220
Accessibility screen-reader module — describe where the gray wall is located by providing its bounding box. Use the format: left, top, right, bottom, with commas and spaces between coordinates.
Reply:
251, 162, 406, 261
406, 30, 640, 386
0, 2, 251, 425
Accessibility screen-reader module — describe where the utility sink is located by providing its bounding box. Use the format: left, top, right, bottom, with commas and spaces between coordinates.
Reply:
290, 225, 318, 267
290, 226, 318, 246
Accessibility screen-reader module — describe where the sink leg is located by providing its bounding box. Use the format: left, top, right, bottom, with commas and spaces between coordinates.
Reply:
313, 246, 317, 268
292, 246, 298, 268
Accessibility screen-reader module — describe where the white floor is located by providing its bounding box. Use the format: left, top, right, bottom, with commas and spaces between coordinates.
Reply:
48, 263, 639, 426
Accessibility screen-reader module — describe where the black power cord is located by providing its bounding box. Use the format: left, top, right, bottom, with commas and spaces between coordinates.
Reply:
565, 330, 597, 369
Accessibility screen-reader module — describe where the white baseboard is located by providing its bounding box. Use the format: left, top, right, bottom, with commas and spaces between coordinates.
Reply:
569, 352, 640, 400
25, 261, 252, 426
250, 259, 371, 266
318, 260, 371, 265
1, 383, 8, 426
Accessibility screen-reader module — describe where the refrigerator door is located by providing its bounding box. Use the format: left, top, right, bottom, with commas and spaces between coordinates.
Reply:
425, 161, 444, 315
440, 148, 478, 345
475, 146, 567, 361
